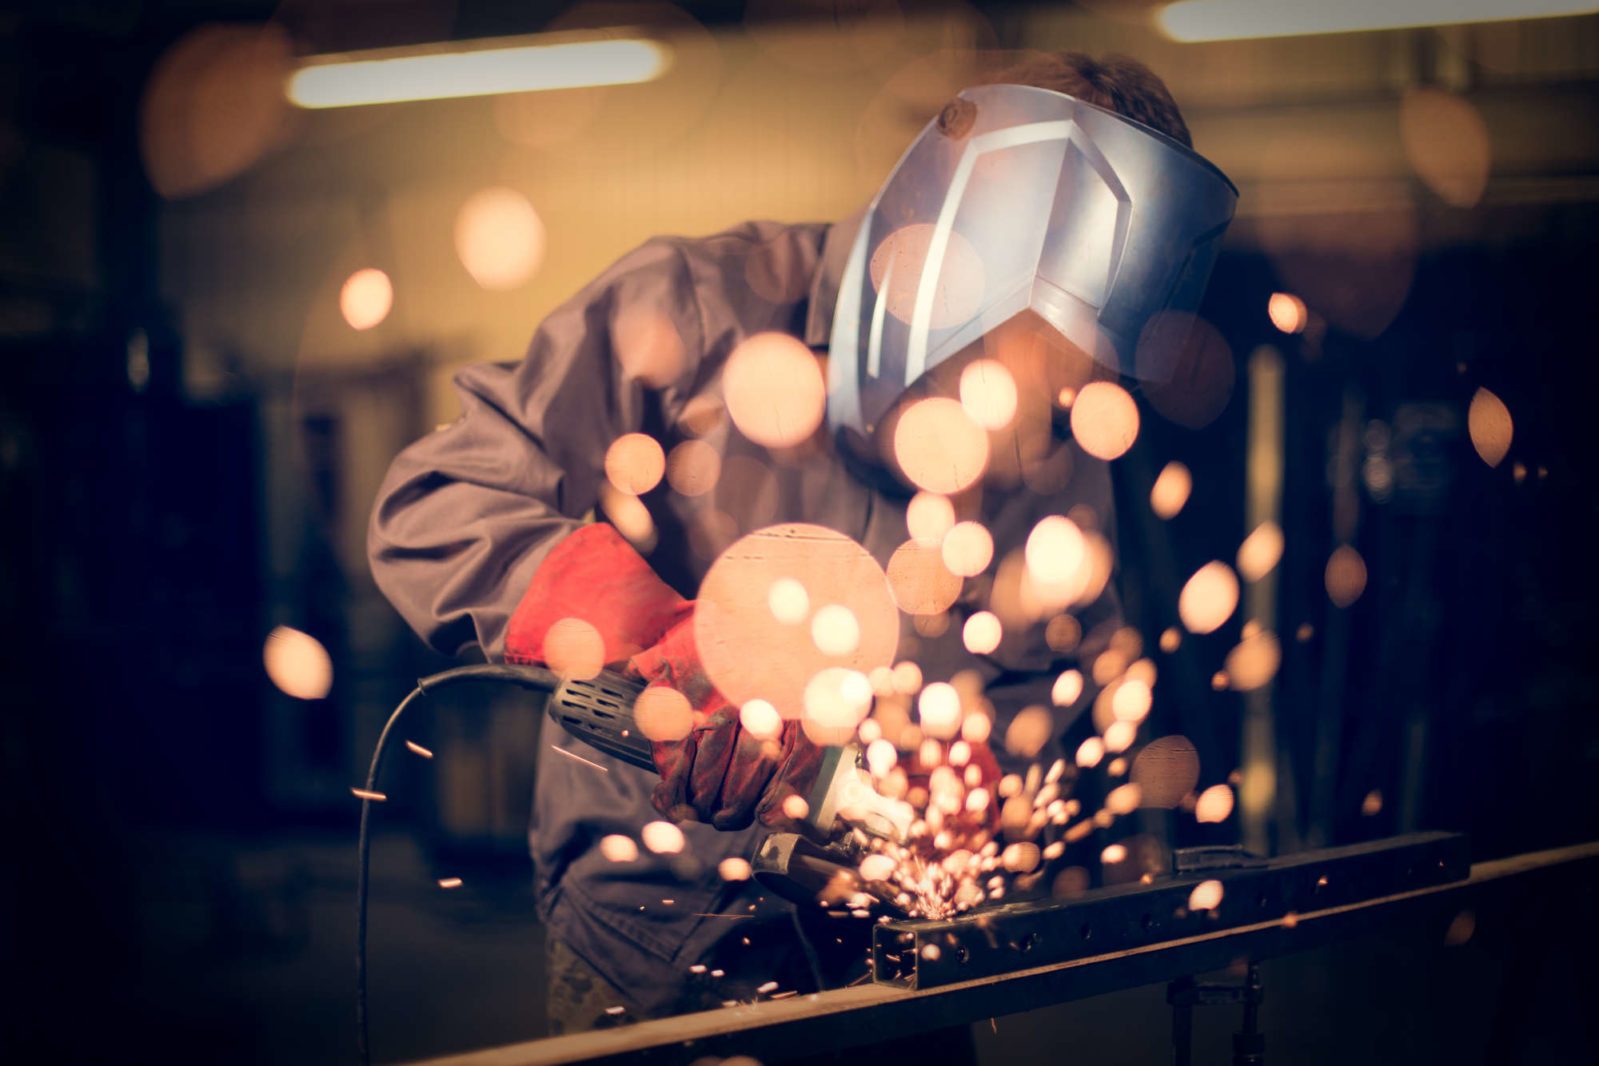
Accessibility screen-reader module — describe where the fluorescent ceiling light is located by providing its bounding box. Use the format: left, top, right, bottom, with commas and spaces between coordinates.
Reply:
1158, 0, 1599, 42
286, 34, 671, 109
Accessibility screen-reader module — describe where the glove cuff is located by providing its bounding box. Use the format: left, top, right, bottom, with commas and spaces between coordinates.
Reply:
504, 522, 687, 666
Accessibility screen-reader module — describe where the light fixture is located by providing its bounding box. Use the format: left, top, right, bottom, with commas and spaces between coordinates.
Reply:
286, 32, 671, 109
1157, 0, 1599, 42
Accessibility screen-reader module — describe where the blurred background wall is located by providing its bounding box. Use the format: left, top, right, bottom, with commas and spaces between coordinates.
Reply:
3, 1, 1597, 1062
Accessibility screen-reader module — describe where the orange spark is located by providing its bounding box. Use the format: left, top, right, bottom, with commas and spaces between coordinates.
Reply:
551, 745, 609, 772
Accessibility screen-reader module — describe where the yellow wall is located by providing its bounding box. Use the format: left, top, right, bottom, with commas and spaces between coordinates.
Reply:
159, 11, 990, 427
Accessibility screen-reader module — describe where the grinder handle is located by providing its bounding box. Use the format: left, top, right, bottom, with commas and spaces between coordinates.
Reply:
545, 669, 655, 771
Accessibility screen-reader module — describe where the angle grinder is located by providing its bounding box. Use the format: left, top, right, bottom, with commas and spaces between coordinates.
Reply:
547, 669, 909, 904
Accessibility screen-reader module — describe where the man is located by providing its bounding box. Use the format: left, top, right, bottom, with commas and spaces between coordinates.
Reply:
368, 52, 1235, 1031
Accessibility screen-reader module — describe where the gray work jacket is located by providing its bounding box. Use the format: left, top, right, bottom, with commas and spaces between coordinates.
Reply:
368, 216, 1117, 1011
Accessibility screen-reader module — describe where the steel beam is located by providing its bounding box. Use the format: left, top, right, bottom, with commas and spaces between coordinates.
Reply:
401, 838, 1599, 1066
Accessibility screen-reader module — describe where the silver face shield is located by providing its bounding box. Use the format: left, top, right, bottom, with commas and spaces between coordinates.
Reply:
828, 83, 1238, 443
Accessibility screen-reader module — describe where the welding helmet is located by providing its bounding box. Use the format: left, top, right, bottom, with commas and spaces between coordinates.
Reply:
827, 83, 1238, 449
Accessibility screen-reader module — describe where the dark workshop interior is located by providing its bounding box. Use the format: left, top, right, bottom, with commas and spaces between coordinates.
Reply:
3, 2, 1598, 1064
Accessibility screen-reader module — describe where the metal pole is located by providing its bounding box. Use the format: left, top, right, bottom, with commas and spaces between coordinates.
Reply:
1242, 345, 1286, 856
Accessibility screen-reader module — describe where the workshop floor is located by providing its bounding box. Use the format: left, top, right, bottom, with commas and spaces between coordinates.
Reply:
103, 830, 1592, 1065
117, 829, 550, 1065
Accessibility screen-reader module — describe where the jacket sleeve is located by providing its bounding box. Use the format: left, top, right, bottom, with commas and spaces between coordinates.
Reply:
367, 239, 704, 659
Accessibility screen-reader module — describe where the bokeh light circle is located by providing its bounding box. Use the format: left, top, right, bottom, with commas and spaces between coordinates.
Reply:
599, 834, 638, 862
615, 306, 688, 389
641, 820, 685, 854
918, 682, 962, 740
811, 604, 862, 657
1268, 292, 1308, 334
1139, 312, 1235, 429
1150, 462, 1192, 519
1237, 521, 1284, 582
263, 625, 333, 700
454, 187, 546, 290
892, 397, 990, 494
1069, 381, 1140, 460
1178, 562, 1240, 635
1195, 784, 1235, 823
696, 524, 897, 720
1025, 515, 1087, 586
768, 578, 810, 625
635, 685, 694, 742
907, 492, 956, 545
1188, 879, 1224, 912
140, 25, 294, 200
959, 358, 1019, 430
1131, 736, 1200, 809
869, 224, 986, 329
340, 268, 393, 331
1224, 630, 1281, 691
886, 540, 962, 616
543, 617, 606, 681
802, 667, 873, 745
604, 433, 666, 495
940, 521, 993, 577
1325, 545, 1368, 608
1004, 705, 1053, 759
666, 439, 721, 497
723, 332, 826, 449
1052, 670, 1084, 707
1400, 87, 1491, 208
740, 698, 782, 741
1467, 387, 1513, 468
962, 611, 1002, 655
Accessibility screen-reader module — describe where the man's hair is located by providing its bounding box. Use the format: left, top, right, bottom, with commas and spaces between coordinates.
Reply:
978, 51, 1192, 149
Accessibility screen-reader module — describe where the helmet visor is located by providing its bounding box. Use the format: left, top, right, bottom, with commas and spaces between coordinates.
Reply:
828, 84, 1237, 441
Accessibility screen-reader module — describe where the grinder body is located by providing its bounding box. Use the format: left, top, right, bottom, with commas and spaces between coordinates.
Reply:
546, 670, 907, 840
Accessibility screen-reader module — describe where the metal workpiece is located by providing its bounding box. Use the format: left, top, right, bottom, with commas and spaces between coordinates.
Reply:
871, 832, 1470, 989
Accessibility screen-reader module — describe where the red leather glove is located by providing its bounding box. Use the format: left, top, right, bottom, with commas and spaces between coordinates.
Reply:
505, 522, 824, 831
504, 523, 689, 667
629, 613, 826, 831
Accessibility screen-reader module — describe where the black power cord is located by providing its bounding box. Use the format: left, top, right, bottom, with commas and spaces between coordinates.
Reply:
355, 663, 561, 1066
